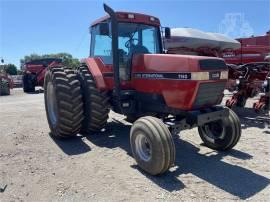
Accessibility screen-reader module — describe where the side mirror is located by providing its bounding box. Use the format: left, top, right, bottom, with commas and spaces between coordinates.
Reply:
99, 23, 109, 35
165, 27, 171, 39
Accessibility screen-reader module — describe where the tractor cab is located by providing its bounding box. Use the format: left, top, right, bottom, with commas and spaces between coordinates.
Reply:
89, 9, 169, 81
90, 18, 163, 81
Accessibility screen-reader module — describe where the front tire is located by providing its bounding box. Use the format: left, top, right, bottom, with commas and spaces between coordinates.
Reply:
130, 116, 175, 175
44, 67, 84, 138
198, 108, 241, 151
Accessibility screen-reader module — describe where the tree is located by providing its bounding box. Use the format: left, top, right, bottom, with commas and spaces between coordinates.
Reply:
0, 64, 18, 75
20, 53, 80, 69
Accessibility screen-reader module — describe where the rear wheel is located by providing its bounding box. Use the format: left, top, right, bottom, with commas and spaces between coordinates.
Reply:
130, 116, 175, 175
23, 73, 35, 93
77, 65, 109, 133
44, 67, 84, 138
198, 108, 241, 150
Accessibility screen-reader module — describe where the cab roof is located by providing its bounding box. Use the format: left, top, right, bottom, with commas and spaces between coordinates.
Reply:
91, 11, 160, 27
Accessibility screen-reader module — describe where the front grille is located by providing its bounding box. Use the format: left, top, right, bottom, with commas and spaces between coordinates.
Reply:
193, 82, 226, 108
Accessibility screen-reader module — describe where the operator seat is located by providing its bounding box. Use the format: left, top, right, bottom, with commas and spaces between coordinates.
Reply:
120, 44, 149, 81
129, 44, 150, 55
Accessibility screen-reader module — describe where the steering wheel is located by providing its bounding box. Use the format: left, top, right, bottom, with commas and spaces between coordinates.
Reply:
125, 38, 139, 49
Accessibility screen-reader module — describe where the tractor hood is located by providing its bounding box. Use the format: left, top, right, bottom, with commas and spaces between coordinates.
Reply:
132, 54, 228, 73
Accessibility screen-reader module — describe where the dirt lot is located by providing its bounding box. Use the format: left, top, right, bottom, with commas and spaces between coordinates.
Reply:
0, 88, 269, 201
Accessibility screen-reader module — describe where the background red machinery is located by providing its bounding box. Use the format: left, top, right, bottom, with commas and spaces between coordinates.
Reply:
223, 32, 270, 112
225, 63, 269, 110
22, 58, 62, 92
223, 31, 270, 65
253, 76, 270, 113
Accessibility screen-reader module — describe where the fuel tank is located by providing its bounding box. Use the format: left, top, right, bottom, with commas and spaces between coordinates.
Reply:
131, 54, 228, 110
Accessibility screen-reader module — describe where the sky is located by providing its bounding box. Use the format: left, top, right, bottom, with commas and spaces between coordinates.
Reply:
0, 0, 269, 68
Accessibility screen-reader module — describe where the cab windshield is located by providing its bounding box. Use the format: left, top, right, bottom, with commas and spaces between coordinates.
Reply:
90, 22, 161, 80
90, 22, 161, 64
118, 23, 161, 55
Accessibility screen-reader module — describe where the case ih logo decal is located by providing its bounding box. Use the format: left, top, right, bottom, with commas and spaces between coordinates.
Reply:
134, 73, 191, 80
209, 71, 221, 80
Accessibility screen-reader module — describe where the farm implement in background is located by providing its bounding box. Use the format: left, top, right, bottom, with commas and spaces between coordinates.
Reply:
22, 58, 62, 93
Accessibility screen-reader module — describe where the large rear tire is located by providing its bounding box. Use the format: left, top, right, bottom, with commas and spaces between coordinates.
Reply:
44, 67, 84, 138
130, 116, 175, 175
23, 73, 35, 93
198, 108, 241, 151
77, 65, 109, 133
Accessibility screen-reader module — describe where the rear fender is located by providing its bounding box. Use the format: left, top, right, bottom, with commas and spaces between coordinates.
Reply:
81, 58, 107, 90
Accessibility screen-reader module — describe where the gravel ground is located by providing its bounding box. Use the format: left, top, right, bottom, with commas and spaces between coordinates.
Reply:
0, 88, 269, 202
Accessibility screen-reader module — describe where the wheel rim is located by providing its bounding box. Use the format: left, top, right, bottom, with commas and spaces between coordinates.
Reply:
47, 81, 58, 127
202, 121, 225, 142
135, 134, 152, 162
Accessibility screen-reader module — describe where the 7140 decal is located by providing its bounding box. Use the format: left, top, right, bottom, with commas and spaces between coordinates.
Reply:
134, 73, 192, 80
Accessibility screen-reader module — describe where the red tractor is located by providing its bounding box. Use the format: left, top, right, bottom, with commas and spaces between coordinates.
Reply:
0, 71, 13, 96
44, 4, 241, 175
22, 58, 62, 92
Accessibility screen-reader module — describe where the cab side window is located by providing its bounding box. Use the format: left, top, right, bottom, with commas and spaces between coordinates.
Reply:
142, 28, 160, 53
90, 23, 112, 64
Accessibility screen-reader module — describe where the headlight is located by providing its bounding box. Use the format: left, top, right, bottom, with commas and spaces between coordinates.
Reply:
263, 80, 268, 88
236, 79, 240, 85
220, 71, 228, 79
265, 54, 270, 61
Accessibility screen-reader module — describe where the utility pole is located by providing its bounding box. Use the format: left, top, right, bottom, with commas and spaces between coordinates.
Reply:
0, 57, 6, 73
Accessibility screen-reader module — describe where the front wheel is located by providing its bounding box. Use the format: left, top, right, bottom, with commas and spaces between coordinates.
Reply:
130, 116, 175, 175
198, 108, 241, 151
